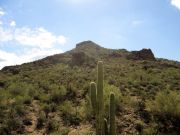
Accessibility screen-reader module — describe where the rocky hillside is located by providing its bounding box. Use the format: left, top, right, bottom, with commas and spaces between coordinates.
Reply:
0, 41, 180, 135
1, 41, 158, 72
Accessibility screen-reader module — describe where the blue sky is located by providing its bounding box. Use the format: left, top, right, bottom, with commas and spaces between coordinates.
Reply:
0, 0, 180, 69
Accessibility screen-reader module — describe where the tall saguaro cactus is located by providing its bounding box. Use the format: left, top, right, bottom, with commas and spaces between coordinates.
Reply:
97, 61, 104, 135
90, 61, 104, 135
90, 61, 116, 135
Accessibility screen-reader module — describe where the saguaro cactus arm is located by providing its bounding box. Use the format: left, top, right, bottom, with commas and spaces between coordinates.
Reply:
104, 118, 109, 135
90, 82, 97, 114
109, 92, 116, 135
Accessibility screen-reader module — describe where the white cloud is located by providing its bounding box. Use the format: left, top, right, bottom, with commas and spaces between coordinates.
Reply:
0, 26, 67, 48
0, 27, 13, 42
14, 27, 67, 48
0, 8, 5, 16
0, 26, 66, 68
0, 11, 5, 16
0, 50, 19, 69
171, 0, 180, 10
0, 8, 67, 69
57, 35, 67, 45
0, 48, 63, 69
20, 48, 63, 62
10, 20, 16, 27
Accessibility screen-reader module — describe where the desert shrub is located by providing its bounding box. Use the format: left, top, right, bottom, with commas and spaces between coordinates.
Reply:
11, 96, 31, 116
15, 95, 32, 105
37, 112, 46, 129
8, 83, 25, 96
41, 103, 56, 118
28, 86, 39, 99
135, 120, 145, 133
58, 127, 70, 135
59, 101, 81, 125
14, 104, 26, 116
80, 96, 93, 121
146, 90, 180, 118
22, 95, 32, 104
39, 93, 51, 103
103, 83, 123, 116
50, 85, 67, 103
0, 108, 23, 134
47, 119, 60, 133
141, 122, 161, 135
146, 90, 180, 133
66, 84, 76, 99
0, 91, 8, 118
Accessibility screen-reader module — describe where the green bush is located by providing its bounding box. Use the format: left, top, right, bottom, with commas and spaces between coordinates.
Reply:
15, 95, 32, 105
141, 122, 159, 135
103, 83, 123, 115
50, 85, 67, 103
59, 101, 81, 125
0, 109, 23, 134
47, 119, 60, 132
42, 103, 57, 116
146, 90, 180, 118
146, 90, 180, 133
28, 87, 39, 99
80, 96, 92, 121
8, 83, 25, 96
39, 93, 51, 103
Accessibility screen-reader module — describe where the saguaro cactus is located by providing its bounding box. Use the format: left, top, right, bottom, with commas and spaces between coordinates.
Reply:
90, 61, 116, 135
90, 61, 104, 135
109, 93, 116, 135
97, 61, 104, 135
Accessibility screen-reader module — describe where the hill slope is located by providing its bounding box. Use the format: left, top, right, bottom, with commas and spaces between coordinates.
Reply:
0, 41, 180, 135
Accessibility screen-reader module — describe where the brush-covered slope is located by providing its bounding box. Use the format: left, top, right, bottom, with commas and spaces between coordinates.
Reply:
0, 41, 180, 135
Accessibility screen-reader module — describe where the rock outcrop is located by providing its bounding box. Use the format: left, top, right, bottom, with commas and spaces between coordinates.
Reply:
127, 49, 156, 61
2, 66, 20, 74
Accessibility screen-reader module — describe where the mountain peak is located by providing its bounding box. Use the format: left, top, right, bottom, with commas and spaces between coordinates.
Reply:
72, 40, 112, 58
75, 40, 101, 49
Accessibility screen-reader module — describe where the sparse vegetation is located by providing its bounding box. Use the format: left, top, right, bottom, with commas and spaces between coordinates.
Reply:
0, 41, 180, 134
